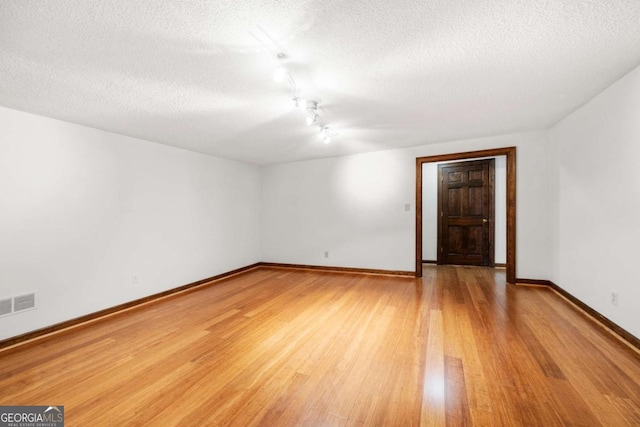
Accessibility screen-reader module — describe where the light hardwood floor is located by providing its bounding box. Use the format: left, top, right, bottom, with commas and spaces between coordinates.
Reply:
1, 265, 639, 426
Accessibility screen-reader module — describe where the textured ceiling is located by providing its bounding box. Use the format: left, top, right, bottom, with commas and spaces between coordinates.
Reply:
2, 1, 640, 165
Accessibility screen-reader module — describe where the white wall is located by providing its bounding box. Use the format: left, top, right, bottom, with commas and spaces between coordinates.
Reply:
261, 150, 415, 271
423, 163, 439, 261
422, 157, 506, 264
262, 131, 550, 277
0, 106, 261, 340
550, 64, 640, 339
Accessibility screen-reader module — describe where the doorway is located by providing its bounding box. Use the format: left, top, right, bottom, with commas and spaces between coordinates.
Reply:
438, 158, 495, 266
415, 147, 516, 283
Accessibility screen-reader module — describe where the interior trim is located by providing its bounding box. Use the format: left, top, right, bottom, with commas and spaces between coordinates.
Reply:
514, 278, 548, 286
260, 262, 415, 277
0, 263, 261, 351
416, 147, 517, 283
517, 278, 640, 352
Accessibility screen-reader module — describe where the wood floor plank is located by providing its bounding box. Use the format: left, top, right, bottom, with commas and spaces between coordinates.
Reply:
421, 310, 445, 427
1, 265, 639, 426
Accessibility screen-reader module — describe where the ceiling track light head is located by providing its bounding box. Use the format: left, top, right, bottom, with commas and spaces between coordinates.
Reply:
305, 100, 318, 112
319, 125, 334, 143
322, 129, 332, 144
304, 100, 319, 125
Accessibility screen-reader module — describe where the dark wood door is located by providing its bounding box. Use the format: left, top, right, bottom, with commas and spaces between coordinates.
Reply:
438, 159, 495, 266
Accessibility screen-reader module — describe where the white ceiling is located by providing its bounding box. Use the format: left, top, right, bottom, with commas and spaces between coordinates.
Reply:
2, 1, 640, 165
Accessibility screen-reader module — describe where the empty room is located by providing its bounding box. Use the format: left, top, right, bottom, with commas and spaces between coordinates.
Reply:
1, 1, 639, 425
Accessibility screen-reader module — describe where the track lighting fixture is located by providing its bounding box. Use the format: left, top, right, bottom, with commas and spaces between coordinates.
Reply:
304, 100, 318, 111
273, 53, 337, 144
320, 126, 332, 144
291, 97, 303, 110
305, 100, 319, 126
306, 115, 317, 126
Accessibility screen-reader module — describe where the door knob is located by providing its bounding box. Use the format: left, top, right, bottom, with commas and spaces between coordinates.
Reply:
482, 218, 488, 223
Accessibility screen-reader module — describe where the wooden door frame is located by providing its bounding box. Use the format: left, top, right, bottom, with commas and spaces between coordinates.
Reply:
415, 147, 516, 283
437, 158, 495, 267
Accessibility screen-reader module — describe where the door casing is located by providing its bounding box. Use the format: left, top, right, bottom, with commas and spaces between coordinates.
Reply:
415, 147, 516, 283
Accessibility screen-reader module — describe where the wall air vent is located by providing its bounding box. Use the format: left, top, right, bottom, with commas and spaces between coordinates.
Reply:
0, 298, 11, 316
13, 293, 36, 312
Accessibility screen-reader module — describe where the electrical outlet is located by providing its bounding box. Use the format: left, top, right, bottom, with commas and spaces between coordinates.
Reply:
132, 274, 139, 284
324, 251, 329, 259
404, 203, 411, 212
611, 291, 619, 306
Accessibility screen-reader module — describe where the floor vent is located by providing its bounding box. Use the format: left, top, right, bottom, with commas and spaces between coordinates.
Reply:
0, 298, 11, 316
14, 293, 36, 312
